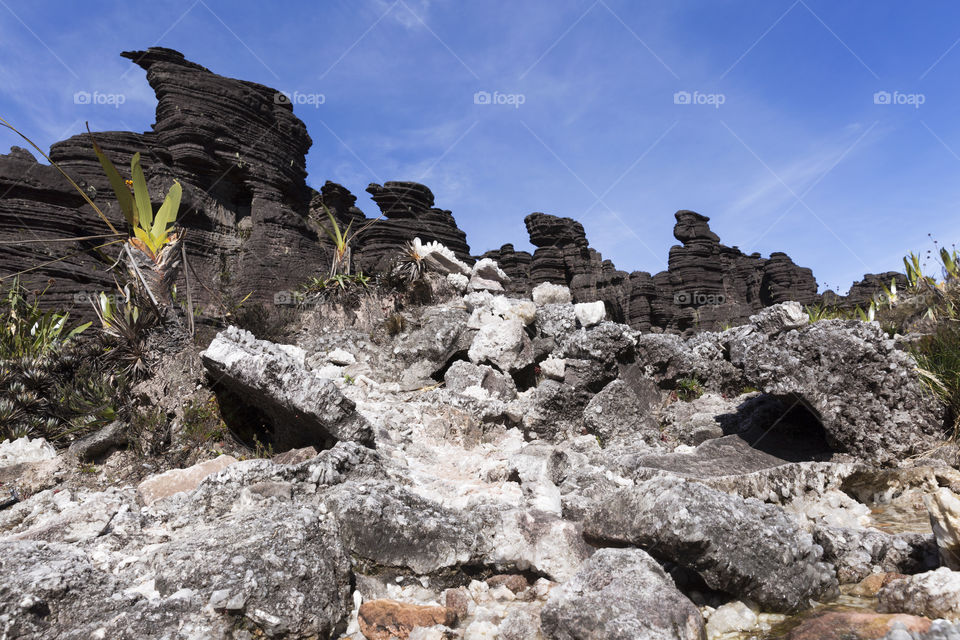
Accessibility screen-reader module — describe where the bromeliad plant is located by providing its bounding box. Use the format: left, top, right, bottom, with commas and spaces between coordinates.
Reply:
90, 284, 159, 377
88, 128, 184, 314
316, 203, 380, 277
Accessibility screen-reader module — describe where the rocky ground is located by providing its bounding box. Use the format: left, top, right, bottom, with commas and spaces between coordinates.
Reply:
2, 260, 960, 640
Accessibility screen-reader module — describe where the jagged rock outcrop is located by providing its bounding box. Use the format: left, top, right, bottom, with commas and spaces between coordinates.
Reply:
1, 47, 332, 319
4, 278, 960, 637
200, 327, 374, 450
732, 317, 947, 465
483, 209, 821, 333
347, 181, 472, 273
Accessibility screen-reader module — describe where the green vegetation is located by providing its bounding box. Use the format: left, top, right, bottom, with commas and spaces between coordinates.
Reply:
914, 324, 960, 438
675, 376, 704, 402
300, 272, 371, 297
181, 395, 228, 446
395, 239, 429, 283
0, 278, 89, 360
0, 348, 126, 444
816, 243, 960, 438
92, 286, 159, 378
128, 407, 169, 456
315, 203, 380, 278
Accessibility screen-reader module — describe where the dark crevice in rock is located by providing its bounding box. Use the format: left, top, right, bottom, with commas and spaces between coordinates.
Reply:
511, 361, 540, 393
736, 395, 833, 462
430, 349, 470, 383
212, 385, 284, 451
664, 563, 732, 608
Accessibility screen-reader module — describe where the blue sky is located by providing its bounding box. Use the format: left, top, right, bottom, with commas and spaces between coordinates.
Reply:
2, 1, 959, 293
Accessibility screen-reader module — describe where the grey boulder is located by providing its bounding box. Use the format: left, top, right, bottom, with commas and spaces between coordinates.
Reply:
540, 547, 705, 640
200, 326, 373, 450
736, 319, 946, 465
585, 474, 838, 612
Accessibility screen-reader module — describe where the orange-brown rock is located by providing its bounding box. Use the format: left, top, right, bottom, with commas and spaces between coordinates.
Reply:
787, 610, 931, 640
271, 446, 319, 466
358, 599, 456, 640
443, 587, 471, 621
486, 573, 530, 594
847, 572, 910, 597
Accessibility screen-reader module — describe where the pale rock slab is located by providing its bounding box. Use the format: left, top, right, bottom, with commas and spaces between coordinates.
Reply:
137, 455, 238, 505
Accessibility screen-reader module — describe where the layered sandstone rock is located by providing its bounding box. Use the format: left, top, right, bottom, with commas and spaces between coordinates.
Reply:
2, 47, 332, 318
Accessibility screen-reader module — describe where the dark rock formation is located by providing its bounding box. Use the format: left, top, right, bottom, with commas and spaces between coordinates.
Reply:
350, 181, 471, 273
484, 210, 820, 333
1, 47, 332, 318
828, 271, 909, 308
0, 145, 118, 315
481, 244, 532, 297
0, 46, 900, 334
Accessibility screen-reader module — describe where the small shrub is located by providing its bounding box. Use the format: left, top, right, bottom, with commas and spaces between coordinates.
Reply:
300, 272, 370, 296
912, 322, 960, 438
129, 407, 169, 456
181, 395, 228, 446
250, 435, 274, 459
0, 277, 89, 360
675, 377, 704, 402
805, 303, 855, 323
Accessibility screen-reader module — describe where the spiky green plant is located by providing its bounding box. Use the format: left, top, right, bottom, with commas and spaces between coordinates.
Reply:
0, 349, 126, 444
91, 285, 158, 378
89, 130, 184, 315
315, 203, 381, 277
0, 278, 90, 360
